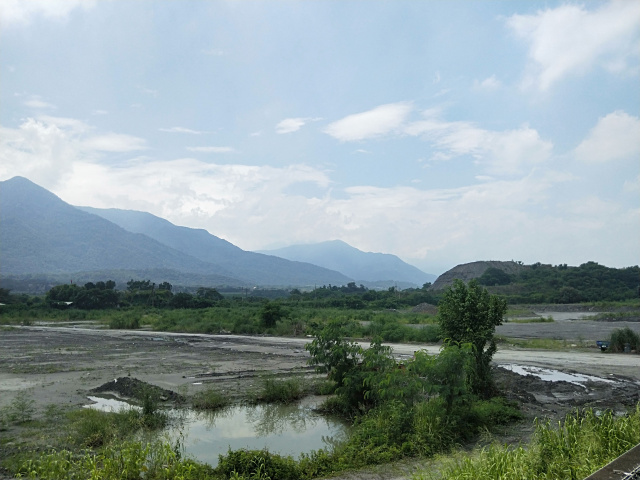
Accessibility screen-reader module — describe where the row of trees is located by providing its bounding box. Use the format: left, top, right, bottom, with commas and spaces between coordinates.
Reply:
44, 280, 225, 310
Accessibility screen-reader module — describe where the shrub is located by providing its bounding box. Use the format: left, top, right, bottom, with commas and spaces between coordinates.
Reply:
216, 449, 301, 480
109, 312, 140, 329
192, 387, 230, 411
7, 390, 36, 424
253, 377, 305, 404
608, 327, 640, 353
433, 406, 640, 480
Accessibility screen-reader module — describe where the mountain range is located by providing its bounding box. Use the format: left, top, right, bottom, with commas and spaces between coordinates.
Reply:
259, 241, 436, 287
0, 177, 434, 290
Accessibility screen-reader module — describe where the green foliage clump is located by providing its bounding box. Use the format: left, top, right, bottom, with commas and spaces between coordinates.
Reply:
608, 327, 640, 353
216, 449, 301, 480
253, 377, 305, 404
16, 440, 215, 480
191, 387, 230, 411
67, 402, 167, 448
108, 311, 140, 329
437, 279, 506, 397
3, 390, 36, 424
433, 406, 640, 480
260, 300, 287, 327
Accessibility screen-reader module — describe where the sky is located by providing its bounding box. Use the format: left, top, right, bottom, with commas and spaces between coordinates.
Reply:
1, 0, 639, 275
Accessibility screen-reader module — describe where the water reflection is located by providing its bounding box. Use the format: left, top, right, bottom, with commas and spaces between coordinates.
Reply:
167, 400, 350, 466
246, 403, 316, 436
85, 395, 350, 466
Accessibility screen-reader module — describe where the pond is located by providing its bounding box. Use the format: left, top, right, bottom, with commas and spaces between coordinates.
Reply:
85, 395, 350, 466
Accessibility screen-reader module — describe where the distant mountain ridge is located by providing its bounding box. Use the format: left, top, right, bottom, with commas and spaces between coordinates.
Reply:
0, 177, 351, 288
258, 240, 436, 287
79, 206, 352, 286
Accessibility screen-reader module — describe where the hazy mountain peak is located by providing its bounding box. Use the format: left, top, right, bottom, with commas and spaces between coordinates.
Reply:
258, 242, 436, 286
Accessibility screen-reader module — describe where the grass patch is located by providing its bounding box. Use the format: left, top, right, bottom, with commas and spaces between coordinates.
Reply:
507, 316, 554, 323
426, 406, 640, 480
252, 377, 305, 404
14, 439, 216, 480
495, 336, 574, 350
191, 387, 230, 411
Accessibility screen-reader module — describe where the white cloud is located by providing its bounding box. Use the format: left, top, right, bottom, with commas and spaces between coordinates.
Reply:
275, 117, 321, 134
159, 127, 205, 134
574, 111, 640, 163
0, 117, 145, 187
2, 114, 636, 272
187, 146, 237, 154
0, 0, 95, 26
24, 96, 56, 109
407, 113, 553, 175
324, 102, 413, 142
82, 133, 147, 152
474, 75, 502, 90
276, 118, 307, 134
507, 1, 640, 90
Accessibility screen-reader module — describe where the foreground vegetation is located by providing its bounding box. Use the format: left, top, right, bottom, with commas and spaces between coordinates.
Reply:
2, 278, 639, 479
8, 403, 640, 480
426, 406, 640, 480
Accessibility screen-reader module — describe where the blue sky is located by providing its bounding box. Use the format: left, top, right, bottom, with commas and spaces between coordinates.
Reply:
1, 0, 638, 275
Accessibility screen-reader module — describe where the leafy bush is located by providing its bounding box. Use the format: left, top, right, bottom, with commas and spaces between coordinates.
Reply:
433, 406, 640, 480
6, 390, 36, 424
16, 440, 215, 480
608, 327, 640, 353
191, 387, 230, 410
253, 377, 305, 404
216, 449, 301, 480
109, 312, 140, 329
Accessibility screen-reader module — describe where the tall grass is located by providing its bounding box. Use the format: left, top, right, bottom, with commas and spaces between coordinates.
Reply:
191, 387, 230, 411
252, 377, 305, 404
428, 406, 640, 480
15, 440, 215, 480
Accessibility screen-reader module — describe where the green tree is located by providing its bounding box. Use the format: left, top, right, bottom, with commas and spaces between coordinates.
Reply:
305, 319, 362, 389
437, 279, 506, 397
260, 300, 286, 327
196, 287, 223, 301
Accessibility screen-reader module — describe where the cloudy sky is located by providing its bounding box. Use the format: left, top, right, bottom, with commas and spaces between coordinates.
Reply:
1, 0, 638, 275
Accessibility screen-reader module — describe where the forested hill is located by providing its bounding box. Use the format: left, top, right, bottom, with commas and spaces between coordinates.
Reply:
431, 260, 639, 303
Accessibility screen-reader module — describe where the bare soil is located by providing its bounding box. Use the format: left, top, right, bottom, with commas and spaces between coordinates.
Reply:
1, 321, 640, 479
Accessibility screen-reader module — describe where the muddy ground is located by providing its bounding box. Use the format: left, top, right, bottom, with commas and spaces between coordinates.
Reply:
1, 317, 640, 479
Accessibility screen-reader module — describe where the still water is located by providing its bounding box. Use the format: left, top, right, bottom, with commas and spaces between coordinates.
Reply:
86, 395, 349, 466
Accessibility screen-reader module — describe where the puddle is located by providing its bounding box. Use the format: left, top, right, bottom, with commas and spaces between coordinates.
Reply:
84, 395, 349, 466
85, 395, 141, 412
501, 365, 617, 386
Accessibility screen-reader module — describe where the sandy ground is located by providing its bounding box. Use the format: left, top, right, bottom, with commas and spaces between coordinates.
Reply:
1, 319, 640, 479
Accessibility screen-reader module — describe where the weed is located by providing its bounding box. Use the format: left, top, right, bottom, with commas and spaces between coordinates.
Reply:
217, 448, 301, 480
253, 377, 305, 404
7, 390, 36, 424
191, 387, 230, 411
430, 405, 640, 480
15, 439, 216, 480
508, 316, 554, 323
